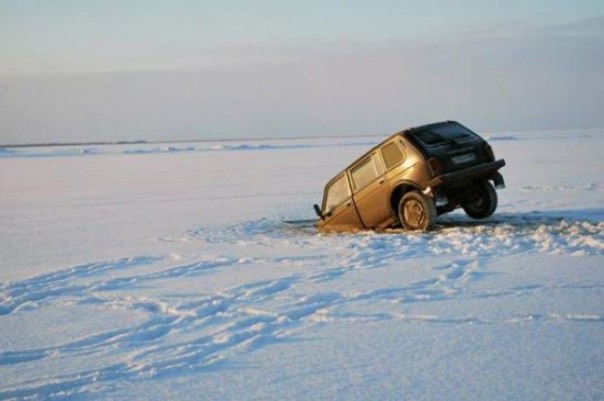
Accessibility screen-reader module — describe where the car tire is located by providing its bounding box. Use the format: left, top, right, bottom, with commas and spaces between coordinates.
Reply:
397, 191, 437, 231
462, 180, 498, 219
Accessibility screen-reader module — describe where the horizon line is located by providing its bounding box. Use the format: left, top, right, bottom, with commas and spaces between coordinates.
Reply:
2, 126, 604, 149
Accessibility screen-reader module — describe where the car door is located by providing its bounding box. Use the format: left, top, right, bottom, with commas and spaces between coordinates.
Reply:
321, 173, 363, 231
350, 152, 391, 228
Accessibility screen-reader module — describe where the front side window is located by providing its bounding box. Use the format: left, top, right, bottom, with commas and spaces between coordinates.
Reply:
381, 142, 405, 169
324, 174, 351, 212
351, 154, 384, 191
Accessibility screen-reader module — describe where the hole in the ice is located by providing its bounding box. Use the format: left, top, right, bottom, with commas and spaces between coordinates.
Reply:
191, 211, 602, 254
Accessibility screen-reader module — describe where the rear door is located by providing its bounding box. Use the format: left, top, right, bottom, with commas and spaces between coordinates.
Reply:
407, 122, 488, 174
350, 152, 391, 228
321, 173, 363, 231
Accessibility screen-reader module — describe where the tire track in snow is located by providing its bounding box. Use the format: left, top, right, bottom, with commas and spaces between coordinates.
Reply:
0, 269, 305, 399
2, 259, 601, 401
0, 256, 159, 316
2, 213, 603, 399
0, 256, 239, 316
184, 216, 604, 331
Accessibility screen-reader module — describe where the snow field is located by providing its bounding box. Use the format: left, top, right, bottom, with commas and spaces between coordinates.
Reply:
0, 130, 603, 400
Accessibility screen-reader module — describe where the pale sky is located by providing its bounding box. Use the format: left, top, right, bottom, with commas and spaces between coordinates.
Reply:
1, 1, 603, 144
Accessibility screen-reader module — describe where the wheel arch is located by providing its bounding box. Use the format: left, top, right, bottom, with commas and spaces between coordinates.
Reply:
389, 181, 422, 215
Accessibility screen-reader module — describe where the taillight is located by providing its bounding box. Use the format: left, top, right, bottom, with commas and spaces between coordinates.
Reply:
428, 157, 442, 176
484, 144, 495, 161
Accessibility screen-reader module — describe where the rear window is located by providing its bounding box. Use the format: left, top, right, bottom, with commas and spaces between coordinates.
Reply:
411, 123, 478, 146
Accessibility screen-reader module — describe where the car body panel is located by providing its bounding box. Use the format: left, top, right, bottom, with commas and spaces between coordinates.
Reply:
319, 173, 363, 232
353, 173, 391, 228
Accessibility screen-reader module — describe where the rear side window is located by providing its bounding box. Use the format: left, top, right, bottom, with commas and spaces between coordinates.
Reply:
351, 154, 384, 191
324, 174, 351, 212
381, 142, 405, 169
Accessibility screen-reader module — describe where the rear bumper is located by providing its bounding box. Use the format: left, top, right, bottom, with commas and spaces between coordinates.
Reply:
428, 159, 506, 188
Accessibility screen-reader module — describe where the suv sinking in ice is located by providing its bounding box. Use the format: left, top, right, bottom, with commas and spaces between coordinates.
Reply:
313, 121, 506, 232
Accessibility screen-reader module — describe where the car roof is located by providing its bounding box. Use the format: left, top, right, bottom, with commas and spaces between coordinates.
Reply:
345, 120, 456, 169
322, 120, 457, 190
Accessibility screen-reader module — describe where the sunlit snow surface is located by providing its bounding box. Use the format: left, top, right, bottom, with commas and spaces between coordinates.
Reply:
1, 131, 603, 400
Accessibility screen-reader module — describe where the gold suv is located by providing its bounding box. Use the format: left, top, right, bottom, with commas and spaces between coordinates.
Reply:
314, 121, 506, 231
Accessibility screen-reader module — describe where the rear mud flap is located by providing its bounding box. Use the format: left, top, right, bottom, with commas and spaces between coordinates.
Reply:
492, 172, 505, 189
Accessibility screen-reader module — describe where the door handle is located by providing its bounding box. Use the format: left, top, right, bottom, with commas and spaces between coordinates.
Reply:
346, 201, 352, 207
378, 178, 385, 185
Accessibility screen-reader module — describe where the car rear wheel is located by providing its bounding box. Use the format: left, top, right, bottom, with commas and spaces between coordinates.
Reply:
398, 191, 437, 231
462, 180, 498, 219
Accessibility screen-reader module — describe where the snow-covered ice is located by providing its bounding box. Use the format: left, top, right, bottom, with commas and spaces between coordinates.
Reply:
0, 130, 603, 400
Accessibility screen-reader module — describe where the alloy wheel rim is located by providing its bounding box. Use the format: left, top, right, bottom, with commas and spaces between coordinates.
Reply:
403, 199, 424, 228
